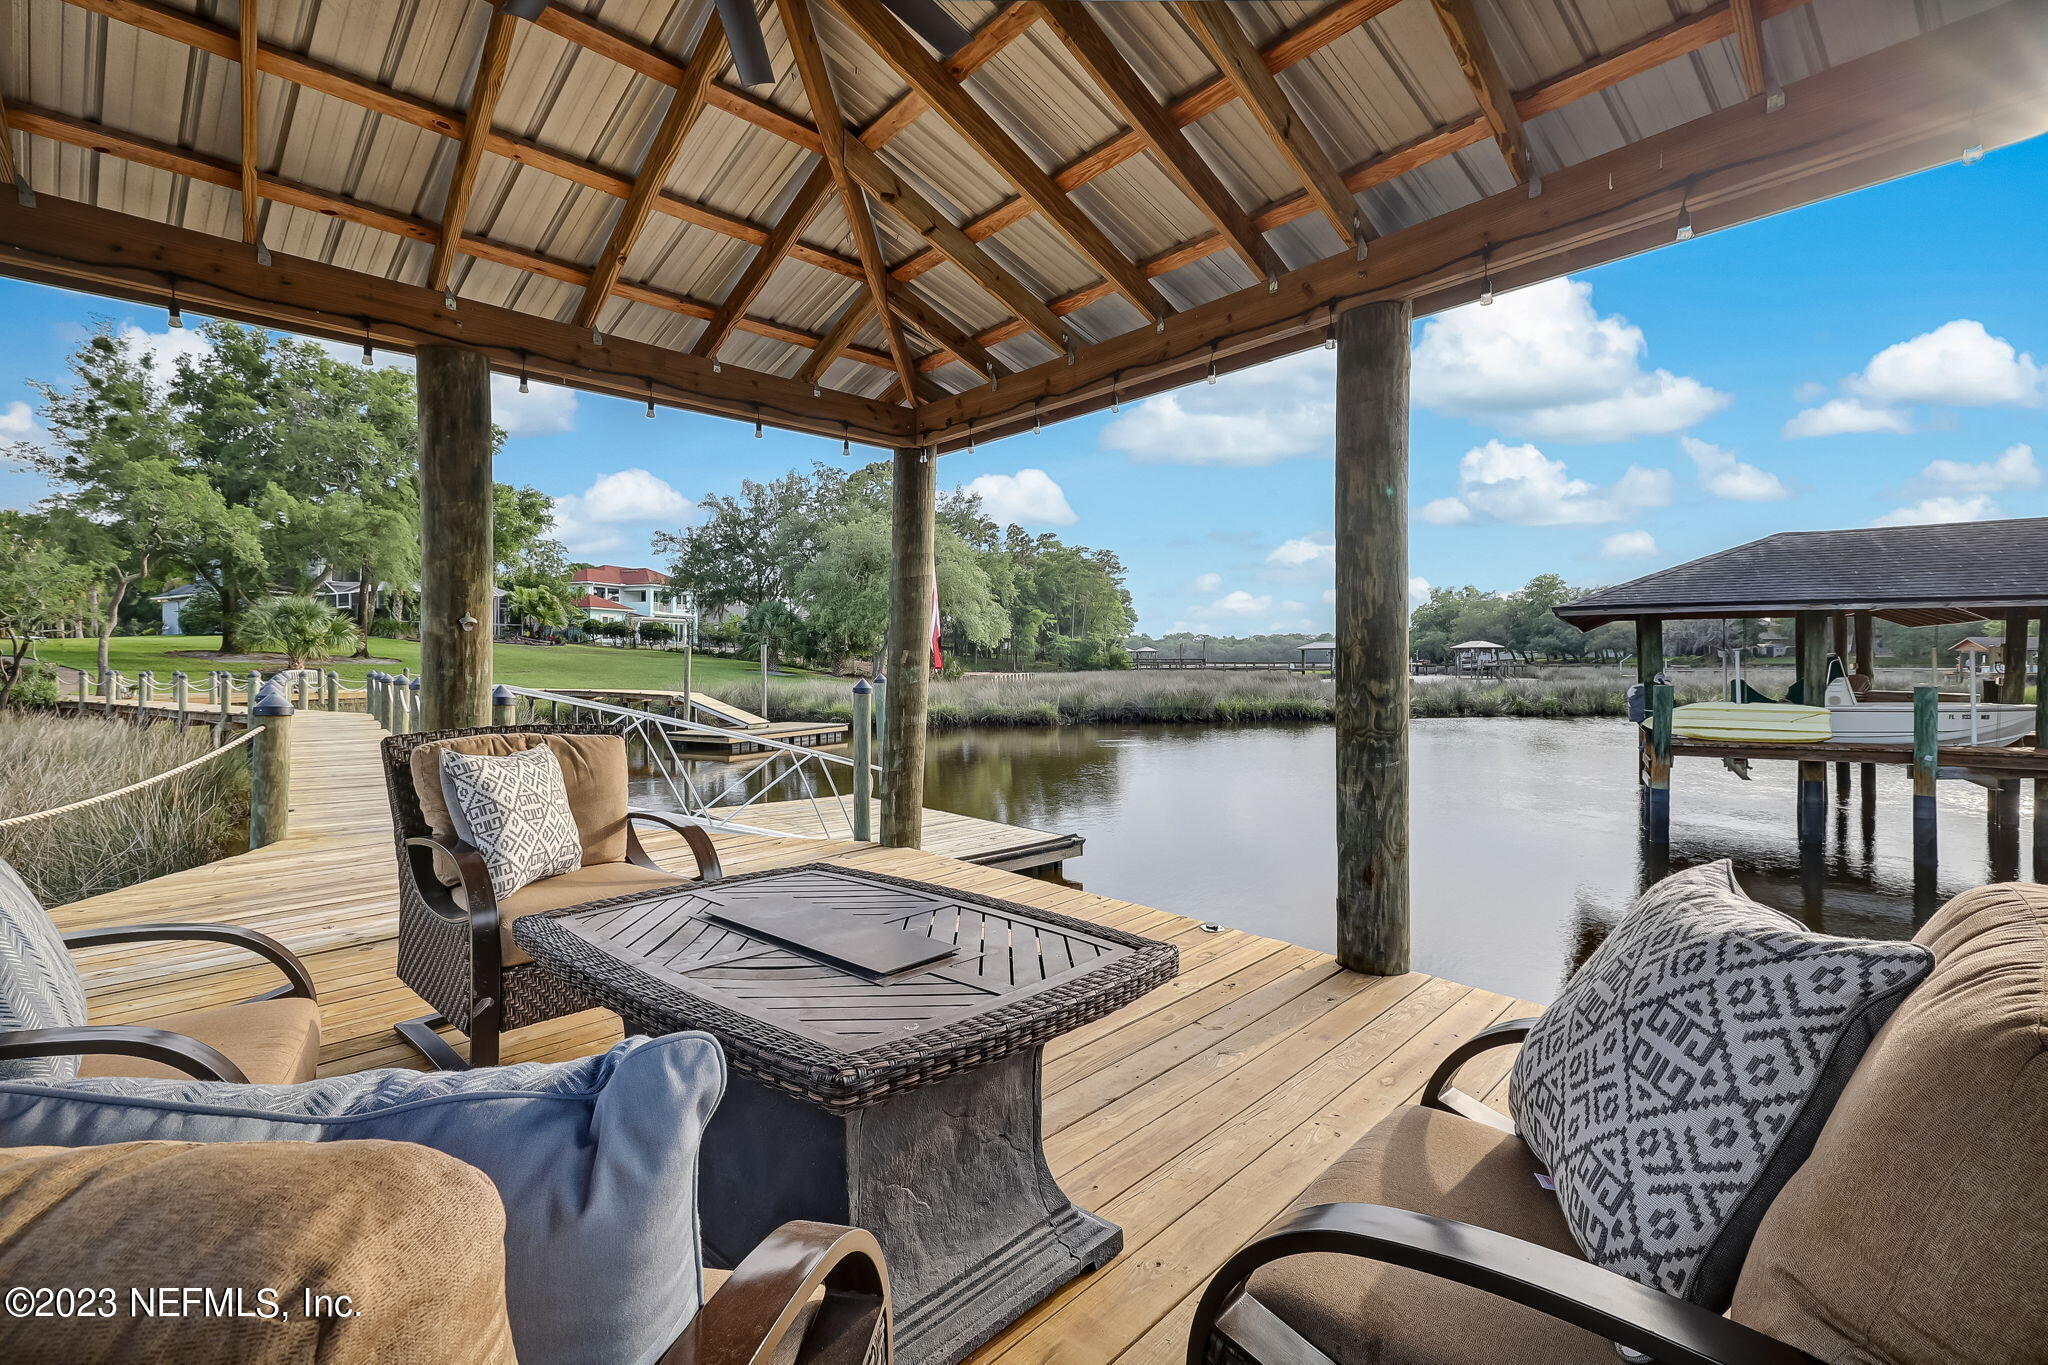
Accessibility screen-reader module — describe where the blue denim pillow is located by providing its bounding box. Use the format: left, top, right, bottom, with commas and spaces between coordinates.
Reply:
0, 1032, 726, 1365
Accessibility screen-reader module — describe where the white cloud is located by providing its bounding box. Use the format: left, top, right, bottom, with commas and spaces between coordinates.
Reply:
490, 374, 578, 437
1870, 495, 2003, 528
118, 323, 213, 383
1411, 278, 1729, 442
1322, 587, 1338, 605
1182, 589, 1274, 621
1915, 443, 2038, 494
1407, 576, 1431, 607
960, 468, 1076, 526
1601, 530, 1660, 559
550, 469, 694, 558
1266, 537, 1335, 568
1682, 436, 1789, 501
1423, 440, 1672, 527
1781, 397, 1912, 439
1850, 320, 2044, 408
1100, 349, 1334, 465
0, 402, 35, 438
1192, 572, 1222, 593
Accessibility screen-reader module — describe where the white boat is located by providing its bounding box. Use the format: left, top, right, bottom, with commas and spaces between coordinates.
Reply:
1823, 677, 2035, 746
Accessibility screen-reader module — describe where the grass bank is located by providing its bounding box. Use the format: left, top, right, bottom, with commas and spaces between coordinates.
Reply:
0, 713, 250, 905
33, 636, 802, 692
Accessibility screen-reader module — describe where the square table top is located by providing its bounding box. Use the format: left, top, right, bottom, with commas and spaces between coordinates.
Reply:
513, 862, 1179, 1110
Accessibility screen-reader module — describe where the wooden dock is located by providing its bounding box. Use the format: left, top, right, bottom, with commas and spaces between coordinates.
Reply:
709, 797, 1083, 873
46, 709, 1529, 1365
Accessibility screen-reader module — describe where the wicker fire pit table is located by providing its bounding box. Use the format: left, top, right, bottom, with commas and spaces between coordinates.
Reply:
514, 861, 1178, 1365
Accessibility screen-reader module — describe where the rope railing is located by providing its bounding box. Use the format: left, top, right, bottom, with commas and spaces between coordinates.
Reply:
0, 725, 262, 829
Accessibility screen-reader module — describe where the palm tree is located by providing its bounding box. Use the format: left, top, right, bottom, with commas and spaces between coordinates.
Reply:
239, 595, 362, 670
507, 585, 568, 640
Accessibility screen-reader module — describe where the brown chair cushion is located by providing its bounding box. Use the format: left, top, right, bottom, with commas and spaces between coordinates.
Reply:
1729, 882, 2048, 1365
0, 1140, 516, 1364
409, 733, 629, 885
78, 996, 322, 1085
454, 861, 687, 967
1242, 1106, 1619, 1365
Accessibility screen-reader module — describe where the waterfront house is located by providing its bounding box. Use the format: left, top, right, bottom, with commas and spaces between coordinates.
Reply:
568, 565, 695, 628
153, 574, 388, 635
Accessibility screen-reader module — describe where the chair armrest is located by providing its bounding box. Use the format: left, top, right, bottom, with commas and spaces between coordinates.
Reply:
626, 811, 724, 883
659, 1220, 888, 1365
64, 923, 316, 1003
403, 836, 500, 923
0, 1025, 249, 1083
1420, 1016, 1538, 1133
1187, 1202, 1813, 1365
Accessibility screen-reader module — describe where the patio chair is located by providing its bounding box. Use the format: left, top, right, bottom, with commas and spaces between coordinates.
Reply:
0, 857, 319, 1084
381, 724, 723, 1069
1187, 879, 2048, 1365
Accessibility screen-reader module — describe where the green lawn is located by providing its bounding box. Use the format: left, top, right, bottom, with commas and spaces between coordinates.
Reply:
33, 636, 807, 692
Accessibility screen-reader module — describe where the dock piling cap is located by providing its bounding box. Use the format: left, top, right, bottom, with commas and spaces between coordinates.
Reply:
492, 684, 515, 703
251, 680, 294, 716
853, 678, 872, 694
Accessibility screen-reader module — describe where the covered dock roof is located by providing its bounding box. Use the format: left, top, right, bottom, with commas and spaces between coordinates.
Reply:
1555, 517, 2048, 630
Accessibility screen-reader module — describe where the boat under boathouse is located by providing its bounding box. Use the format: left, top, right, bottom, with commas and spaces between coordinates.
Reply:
1554, 516, 2048, 914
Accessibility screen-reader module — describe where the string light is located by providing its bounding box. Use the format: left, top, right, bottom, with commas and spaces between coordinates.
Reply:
1206, 343, 1218, 385
646, 380, 656, 419
1674, 185, 1695, 242
841, 425, 851, 459
517, 355, 529, 395
1033, 401, 1042, 435
166, 278, 183, 329
361, 338, 373, 366
1961, 144, 1986, 165
1110, 373, 1120, 413
1479, 246, 1495, 307
1323, 308, 1336, 351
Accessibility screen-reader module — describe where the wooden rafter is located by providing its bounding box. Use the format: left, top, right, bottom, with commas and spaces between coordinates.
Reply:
777, 0, 920, 401
238, 0, 261, 245
826, 0, 1169, 323
691, 161, 835, 359
887, 288, 1004, 379
1427, 0, 1532, 185
858, 2, 1046, 149
1729, 0, 1769, 98
798, 294, 878, 386
430, 8, 517, 294
1173, 2, 1367, 243
1039, 1, 1282, 281
0, 90, 21, 188
574, 19, 726, 329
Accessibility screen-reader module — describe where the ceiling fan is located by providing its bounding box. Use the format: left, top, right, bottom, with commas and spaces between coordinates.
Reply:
496, 0, 969, 88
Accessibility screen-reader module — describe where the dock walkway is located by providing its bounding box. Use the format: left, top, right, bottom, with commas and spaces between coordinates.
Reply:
46, 708, 1530, 1364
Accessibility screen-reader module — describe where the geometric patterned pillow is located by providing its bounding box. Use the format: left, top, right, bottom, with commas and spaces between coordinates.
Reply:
437, 745, 583, 903
1509, 860, 1931, 1308
0, 856, 88, 1083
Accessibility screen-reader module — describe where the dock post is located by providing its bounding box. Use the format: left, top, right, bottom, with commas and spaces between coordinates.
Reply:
1644, 684, 1674, 845
137, 670, 154, 713
873, 674, 890, 835
1989, 781, 2021, 884
851, 679, 873, 843
1913, 686, 1939, 922
248, 681, 293, 850
172, 671, 188, 726
492, 684, 516, 728
101, 669, 114, 717
74, 669, 87, 715
2036, 609, 2047, 880
324, 670, 339, 712
294, 671, 310, 711
245, 671, 261, 723
407, 676, 423, 734
417, 345, 496, 731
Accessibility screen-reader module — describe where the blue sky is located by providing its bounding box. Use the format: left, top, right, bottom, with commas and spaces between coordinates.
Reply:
2, 134, 2042, 636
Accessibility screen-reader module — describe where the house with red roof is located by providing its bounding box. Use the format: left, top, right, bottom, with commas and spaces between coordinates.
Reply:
569, 566, 693, 628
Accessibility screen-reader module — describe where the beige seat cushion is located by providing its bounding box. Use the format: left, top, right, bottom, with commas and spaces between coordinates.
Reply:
1243, 1106, 1619, 1365
78, 996, 322, 1085
1730, 881, 2048, 1364
454, 861, 688, 966
409, 732, 629, 885
0, 1140, 515, 1364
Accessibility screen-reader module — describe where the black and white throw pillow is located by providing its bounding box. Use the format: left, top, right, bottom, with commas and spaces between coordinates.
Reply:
437, 746, 584, 903
1509, 860, 1930, 1307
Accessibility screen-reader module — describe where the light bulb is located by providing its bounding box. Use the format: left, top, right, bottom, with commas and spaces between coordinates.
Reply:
167, 301, 183, 329
518, 374, 529, 394
646, 396, 656, 418
1674, 207, 1694, 242
754, 419, 763, 439
1961, 144, 1985, 165
361, 340, 373, 366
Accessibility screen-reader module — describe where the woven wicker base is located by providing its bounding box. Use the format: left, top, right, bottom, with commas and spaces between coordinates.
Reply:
696, 1050, 1119, 1365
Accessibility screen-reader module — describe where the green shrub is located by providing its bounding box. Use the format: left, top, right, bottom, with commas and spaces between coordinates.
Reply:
2, 661, 58, 709
369, 616, 411, 639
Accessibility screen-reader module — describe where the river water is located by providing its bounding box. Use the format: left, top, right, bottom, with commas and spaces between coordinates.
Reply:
652, 718, 2032, 1005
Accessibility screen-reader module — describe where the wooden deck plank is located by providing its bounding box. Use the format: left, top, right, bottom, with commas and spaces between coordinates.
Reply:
43, 703, 1524, 1365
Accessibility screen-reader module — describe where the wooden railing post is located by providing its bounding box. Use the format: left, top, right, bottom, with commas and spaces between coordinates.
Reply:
324, 670, 339, 712
172, 671, 189, 725
492, 684, 517, 728
100, 669, 114, 717
248, 680, 293, 849
851, 678, 873, 843
295, 671, 311, 711
1913, 686, 1939, 921
245, 671, 261, 723
872, 673, 890, 835
137, 669, 154, 712
408, 676, 423, 734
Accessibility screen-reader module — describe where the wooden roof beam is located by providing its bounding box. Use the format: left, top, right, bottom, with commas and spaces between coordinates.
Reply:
574, 19, 726, 330
1729, 0, 1769, 99
430, 8, 517, 294
1174, 1, 1368, 244
827, 0, 1170, 322
691, 159, 835, 359
887, 287, 1006, 379
778, 0, 920, 401
1039, 1, 1283, 282
798, 294, 878, 386
1427, 0, 1533, 185
857, 2, 1045, 148
0, 89, 23, 190
238, 0, 261, 246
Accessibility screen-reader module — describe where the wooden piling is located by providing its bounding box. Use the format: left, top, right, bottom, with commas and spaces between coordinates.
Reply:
851, 678, 873, 843
1634, 619, 1663, 686
873, 674, 890, 835
492, 684, 516, 728
1912, 686, 1939, 919
100, 669, 114, 717
407, 677, 423, 734
324, 670, 339, 712
137, 669, 154, 711
1644, 684, 1674, 845
1997, 609, 2030, 703
417, 345, 495, 731
172, 671, 188, 725
882, 446, 935, 849
1333, 300, 1412, 978
248, 682, 293, 850
245, 671, 261, 722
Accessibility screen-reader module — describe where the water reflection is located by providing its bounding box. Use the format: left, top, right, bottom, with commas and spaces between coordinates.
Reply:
639, 718, 2035, 1005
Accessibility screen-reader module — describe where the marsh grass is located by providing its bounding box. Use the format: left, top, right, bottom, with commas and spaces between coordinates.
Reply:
0, 713, 250, 906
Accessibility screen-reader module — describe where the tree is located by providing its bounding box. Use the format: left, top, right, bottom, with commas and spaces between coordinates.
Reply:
656, 469, 829, 617
239, 595, 363, 669
506, 585, 568, 639
0, 521, 94, 708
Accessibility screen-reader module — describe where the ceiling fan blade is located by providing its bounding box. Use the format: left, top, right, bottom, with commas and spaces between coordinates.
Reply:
877, 0, 970, 58
497, 0, 551, 20
714, 0, 778, 88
